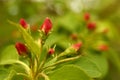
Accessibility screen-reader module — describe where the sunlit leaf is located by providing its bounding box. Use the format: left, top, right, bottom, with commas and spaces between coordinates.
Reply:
49, 65, 92, 80
0, 45, 18, 65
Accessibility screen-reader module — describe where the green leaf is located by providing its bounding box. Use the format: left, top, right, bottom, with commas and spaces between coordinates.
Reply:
12, 75, 24, 80
49, 65, 92, 80
0, 45, 30, 74
39, 46, 48, 62
57, 39, 71, 49
44, 57, 57, 68
0, 67, 15, 80
87, 52, 108, 78
9, 21, 40, 58
108, 49, 120, 73
73, 56, 102, 78
44, 34, 63, 47
4, 70, 15, 80
0, 45, 19, 65
0, 69, 10, 80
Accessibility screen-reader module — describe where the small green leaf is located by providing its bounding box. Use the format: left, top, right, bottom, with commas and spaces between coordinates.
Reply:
49, 65, 92, 80
0, 45, 19, 65
9, 21, 40, 58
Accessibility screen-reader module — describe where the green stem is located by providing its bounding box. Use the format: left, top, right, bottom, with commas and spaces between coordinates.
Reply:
43, 55, 82, 71
38, 73, 50, 80
57, 52, 65, 58
15, 61, 30, 75
38, 55, 48, 71
57, 48, 72, 58
31, 57, 38, 80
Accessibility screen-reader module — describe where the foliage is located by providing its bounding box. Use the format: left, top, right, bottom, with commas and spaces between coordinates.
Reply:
0, 0, 120, 80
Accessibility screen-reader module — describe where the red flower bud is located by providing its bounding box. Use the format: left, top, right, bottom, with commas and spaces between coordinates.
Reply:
15, 42, 28, 55
19, 18, 28, 29
40, 17, 52, 35
84, 13, 90, 21
87, 22, 96, 30
98, 44, 108, 51
48, 48, 55, 55
72, 42, 82, 51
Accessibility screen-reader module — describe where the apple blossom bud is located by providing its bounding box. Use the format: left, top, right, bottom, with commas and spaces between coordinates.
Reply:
19, 18, 28, 29
58, 42, 82, 58
48, 48, 55, 55
40, 17, 52, 35
15, 42, 28, 56
98, 44, 108, 51
87, 22, 96, 30
84, 13, 90, 21
72, 42, 82, 51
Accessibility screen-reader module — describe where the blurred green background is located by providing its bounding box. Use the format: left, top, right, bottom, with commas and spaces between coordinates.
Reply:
0, 0, 120, 80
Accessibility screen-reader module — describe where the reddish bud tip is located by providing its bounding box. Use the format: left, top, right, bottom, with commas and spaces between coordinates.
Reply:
19, 18, 28, 29
48, 48, 55, 55
40, 17, 52, 35
72, 42, 82, 51
102, 28, 109, 34
31, 25, 38, 32
84, 13, 90, 21
87, 22, 96, 30
70, 34, 78, 40
98, 44, 108, 51
15, 42, 28, 55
